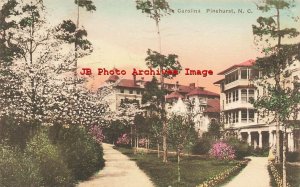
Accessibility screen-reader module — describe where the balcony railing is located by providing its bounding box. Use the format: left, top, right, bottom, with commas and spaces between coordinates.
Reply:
223, 101, 254, 111
224, 79, 250, 91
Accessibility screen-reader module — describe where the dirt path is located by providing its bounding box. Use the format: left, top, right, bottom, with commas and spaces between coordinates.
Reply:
222, 157, 271, 187
77, 143, 154, 187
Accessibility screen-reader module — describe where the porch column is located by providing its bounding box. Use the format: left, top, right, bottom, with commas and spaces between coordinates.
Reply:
269, 131, 273, 147
259, 131, 263, 148
238, 132, 242, 140
288, 133, 294, 152
247, 132, 251, 145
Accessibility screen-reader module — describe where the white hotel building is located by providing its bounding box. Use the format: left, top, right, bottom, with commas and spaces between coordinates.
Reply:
102, 74, 220, 135
215, 59, 300, 152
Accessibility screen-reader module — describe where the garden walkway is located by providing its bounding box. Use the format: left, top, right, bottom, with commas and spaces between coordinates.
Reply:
77, 143, 154, 187
223, 157, 271, 187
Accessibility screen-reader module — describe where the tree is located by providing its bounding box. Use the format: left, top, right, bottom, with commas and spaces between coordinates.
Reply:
167, 113, 196, 182
136, 0, 173, 52
144, 49, 182, 162
0, 0, 109, 136
142, 76, 165, 157
136, 0, 180, 162
252, 0, 300, 186
207, 119, 222, 140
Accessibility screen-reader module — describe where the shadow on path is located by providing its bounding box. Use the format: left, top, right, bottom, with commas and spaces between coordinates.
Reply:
77, 143, 154, 187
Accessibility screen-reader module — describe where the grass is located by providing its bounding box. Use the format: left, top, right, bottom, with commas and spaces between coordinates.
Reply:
270, 163, 300, 187
117, 147, 243, 187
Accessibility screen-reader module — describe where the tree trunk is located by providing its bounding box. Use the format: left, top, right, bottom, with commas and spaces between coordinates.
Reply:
137, 134, 139, 148
275, 116, 281, 163
130, 126, 133, 147
157, 142, 160, 158
177, 149, 181, 182
275, 5, 282, 164
282, 127, 287, 187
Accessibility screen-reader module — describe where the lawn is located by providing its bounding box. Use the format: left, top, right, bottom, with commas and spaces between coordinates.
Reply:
270, 164, 300, 187
117, 147, 243, 187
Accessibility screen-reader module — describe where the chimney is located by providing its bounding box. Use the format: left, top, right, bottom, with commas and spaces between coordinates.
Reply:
189, 83, 195, 89
141, 77, 145, 88
133, 74, 137, 85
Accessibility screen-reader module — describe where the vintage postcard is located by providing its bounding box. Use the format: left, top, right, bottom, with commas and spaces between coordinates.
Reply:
0, 0, 299, 187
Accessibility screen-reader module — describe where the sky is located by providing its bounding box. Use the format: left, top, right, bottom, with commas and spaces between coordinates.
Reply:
44, 0, 300, 93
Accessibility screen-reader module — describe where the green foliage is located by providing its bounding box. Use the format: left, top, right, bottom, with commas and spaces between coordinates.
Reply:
56, 20, 93, 52
136, 0, 174, 21
191, 138, 213, 155
0, 144, 41, 187
57, 126, 104, 181
75, 0, 96, 12
225, 137, 251, 160
207, 119, 221, 139
0, 116, 31, 149
167, 113, 195, 151
118, 147, 239, 187
25, 130, 74, 187
250, 147, 269, 157
145, 49, 182, 79
142, 76, 165, 112
0, 0, 21, 64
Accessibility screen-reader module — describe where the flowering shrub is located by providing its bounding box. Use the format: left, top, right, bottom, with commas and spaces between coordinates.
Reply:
198, 160, 248, 187
116, 134, 130, 146
138, 138, 147, 147
89, 125, 105, 144
209, 141, 235, 160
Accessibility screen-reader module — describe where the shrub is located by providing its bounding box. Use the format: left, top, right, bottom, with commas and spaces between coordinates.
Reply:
225, 137, 250, 159
0, 144, 41, 187
209, 141, 235, 160
192, 138, 212, 155
250, 147, 269, 157
26, 130, 74, 187
116, 133, 130, 146
58, 126, 104, 181
89, 125, 105, 144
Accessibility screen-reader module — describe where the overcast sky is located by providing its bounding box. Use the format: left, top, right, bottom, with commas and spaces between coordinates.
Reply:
44, 0, 300, 92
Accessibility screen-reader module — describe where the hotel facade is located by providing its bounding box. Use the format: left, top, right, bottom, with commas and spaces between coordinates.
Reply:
215, 60, 300, 152
103, 74, 220, 136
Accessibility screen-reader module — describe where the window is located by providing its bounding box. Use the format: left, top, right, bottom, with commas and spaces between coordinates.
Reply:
232, 91, 236, 102
233, 90, 238, 102
228, 92, 232, 103
234, 111, 239, 123
226, 93, 229, 104
248, 90, 254, 102
137, 90, 140, 95
129, 90, 133, 94
241, 110, 247, 122
241, 69, 248, 79
225, 70, 238, 84
120, 89, 124, 93
241, 89, 247, 102
249, 110, 255, 122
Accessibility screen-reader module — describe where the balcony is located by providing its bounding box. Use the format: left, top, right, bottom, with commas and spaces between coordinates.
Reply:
223, 101, 254, 111
224, 79, 250, 91
224, 121, 257, 129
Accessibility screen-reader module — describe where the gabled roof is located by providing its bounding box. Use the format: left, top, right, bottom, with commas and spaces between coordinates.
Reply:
166, 91, 184, 100
213, 78, 224, 84
187, 87, 219, 97
116, 79, 140, 88
204, 99, 220, 113
217, 59, 255, 75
